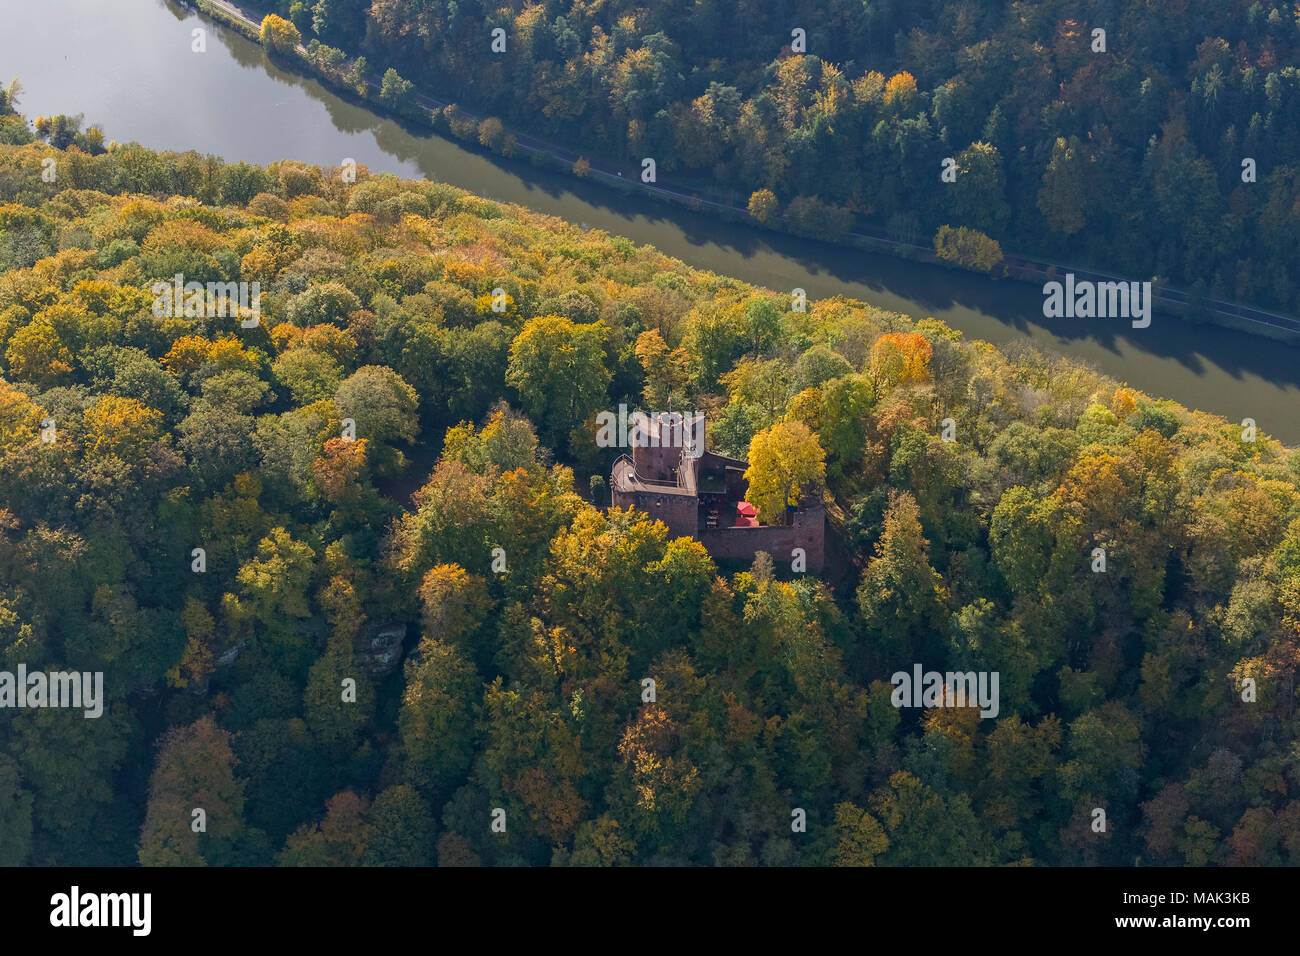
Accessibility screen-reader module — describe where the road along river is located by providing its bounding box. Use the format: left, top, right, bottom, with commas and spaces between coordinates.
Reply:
2, 0, 1298, 441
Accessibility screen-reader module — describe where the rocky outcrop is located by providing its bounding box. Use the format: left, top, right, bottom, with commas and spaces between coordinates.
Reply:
359, 623, 406, 679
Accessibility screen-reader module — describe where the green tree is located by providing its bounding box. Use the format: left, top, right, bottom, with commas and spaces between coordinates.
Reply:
506, 315, 610, 445
832, 802, 889, 866
1037, 136, 1092, 236
363, 785, 436, 865
274, 349, 343, 405
857, 490, 948, 662
0, 755, 33, 865
333, 365, 419, 444
236, 527, 316, 657
950, 142, 1009, 234
870, 771, 991, 865
8, 707, 132, 864
379, 68, 416, 116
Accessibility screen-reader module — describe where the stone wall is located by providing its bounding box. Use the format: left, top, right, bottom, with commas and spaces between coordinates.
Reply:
612, 488, 697, 540
696, 505, 825, 572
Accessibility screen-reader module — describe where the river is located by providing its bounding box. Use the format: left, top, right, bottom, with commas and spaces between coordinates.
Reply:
3, 0, 1299, 442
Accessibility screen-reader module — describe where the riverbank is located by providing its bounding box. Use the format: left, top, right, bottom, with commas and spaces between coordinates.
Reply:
7, 0, 1300, 440
188, 0, 1300, 344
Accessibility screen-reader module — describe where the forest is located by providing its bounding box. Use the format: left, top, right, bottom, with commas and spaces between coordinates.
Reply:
2, 87, 1300, 866
248, 0, 1300, 315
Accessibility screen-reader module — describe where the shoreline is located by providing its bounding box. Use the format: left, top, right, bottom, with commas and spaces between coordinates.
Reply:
186, 0, 1300, 345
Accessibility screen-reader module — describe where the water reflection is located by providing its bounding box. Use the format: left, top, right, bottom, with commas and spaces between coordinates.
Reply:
1, 0, 1297, 439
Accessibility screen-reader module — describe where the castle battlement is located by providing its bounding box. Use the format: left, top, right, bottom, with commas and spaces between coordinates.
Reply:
610, 418, 824, 572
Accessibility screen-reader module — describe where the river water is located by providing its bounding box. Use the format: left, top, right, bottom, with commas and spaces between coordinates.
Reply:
3, 0, 1299, 442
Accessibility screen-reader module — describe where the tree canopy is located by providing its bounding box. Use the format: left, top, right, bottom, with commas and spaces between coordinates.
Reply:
0, 98, 1297, 867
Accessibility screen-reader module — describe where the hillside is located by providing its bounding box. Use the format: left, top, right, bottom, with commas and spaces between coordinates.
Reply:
249, 0, 1300, 316
1, 97, 1299, 866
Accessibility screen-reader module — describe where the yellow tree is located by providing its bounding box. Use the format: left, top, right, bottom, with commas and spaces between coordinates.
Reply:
747, 189, 778, 223
82, 395, 163, 463
869, 332, 933, 388
883, 71, 917, 110
1053, 452, 1133, 528
259, 14, 302, 55
5, 320, 72, 386
833, 802, 890, 866
784, 386, 823, 431
633, 329, 689, 407
311, 436, 369, 506
162, 335, 258, 378
0, 380, 43, 452
1111, 387, 1139, 420
743, 420, 825, 524
477, 117, 505, 151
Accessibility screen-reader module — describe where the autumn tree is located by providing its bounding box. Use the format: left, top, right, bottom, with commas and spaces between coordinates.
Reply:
869, 332, 933, 389
260, 15, 302, 55
278, 790, 370, 866
933, 225, 1003, 273
5, 319, 72, 386
81, 395, 162, 464
633, 329, 690, 408
748, 188, 778, 223
832, 802, 889, 866
743, 420, 826, 524
139, 716, 251, 866
478, 117, 505, 151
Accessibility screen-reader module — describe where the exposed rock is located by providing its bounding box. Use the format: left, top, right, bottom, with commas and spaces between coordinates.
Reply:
359, 623, 406, 679
215, 640, 247, 669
